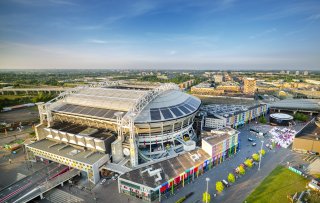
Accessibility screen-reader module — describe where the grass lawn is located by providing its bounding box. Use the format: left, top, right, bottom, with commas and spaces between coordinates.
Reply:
0, 95, 32, 100
245, 165, 309, 203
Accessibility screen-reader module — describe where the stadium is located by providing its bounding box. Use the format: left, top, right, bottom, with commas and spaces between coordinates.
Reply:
28, 82, 201, 184
270, 113, 294, 126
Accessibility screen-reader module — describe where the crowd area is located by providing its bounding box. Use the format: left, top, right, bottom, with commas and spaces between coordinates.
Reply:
269, 127, 297, 148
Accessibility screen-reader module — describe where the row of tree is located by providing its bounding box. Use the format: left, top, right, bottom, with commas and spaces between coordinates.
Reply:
0, 93, 56, 111
203, 149, 266, 202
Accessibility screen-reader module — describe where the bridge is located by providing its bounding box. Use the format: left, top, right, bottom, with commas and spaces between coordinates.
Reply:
0, 162, 79, 203
0, 87, 70, 95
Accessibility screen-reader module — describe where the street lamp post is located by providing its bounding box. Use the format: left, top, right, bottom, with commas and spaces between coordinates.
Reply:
205, 177, 210, 203
258, 140, 264, 171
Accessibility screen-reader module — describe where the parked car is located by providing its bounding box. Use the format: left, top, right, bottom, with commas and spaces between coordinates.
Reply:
222, 179, 230, 187
252, 142, 257, 146
248, 138, 255, 142
100, 178, 106, 185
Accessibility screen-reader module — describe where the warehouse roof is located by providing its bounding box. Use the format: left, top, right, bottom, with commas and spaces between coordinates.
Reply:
296, 122, 320, 141
269, 99, 320, 111
27, 139, 108, 165
120, 148, 210, 189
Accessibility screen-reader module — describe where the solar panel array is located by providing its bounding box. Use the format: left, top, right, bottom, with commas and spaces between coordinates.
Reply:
149, 97, 200, 121
53, 103, 125, 120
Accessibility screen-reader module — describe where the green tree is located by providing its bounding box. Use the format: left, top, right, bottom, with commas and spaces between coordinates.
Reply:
239, 165, 246, 175
244, 159, 253, 168
293, 113, 308, 122
216, 181, 224, 193
202, 192, 211, 203
228, 173, 235, 183
260, 149, 266, 156
252, 153, 260, 161
259, 116, 267, 124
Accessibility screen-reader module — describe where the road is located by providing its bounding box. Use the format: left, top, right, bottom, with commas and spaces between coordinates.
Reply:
0, 163, 69, 203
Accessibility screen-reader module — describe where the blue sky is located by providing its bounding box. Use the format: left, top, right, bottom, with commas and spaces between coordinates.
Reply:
0, 0, 320, 69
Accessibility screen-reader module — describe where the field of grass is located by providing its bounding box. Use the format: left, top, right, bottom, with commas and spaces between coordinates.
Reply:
0, 95, 32, 100
245, 165, 309, 203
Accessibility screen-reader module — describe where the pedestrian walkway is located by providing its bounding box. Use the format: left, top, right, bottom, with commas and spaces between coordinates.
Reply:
45, 188, 84, 203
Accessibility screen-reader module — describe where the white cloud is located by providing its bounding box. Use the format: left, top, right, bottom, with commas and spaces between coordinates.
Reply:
307, 14, 320, 21
87, 39, 108, 44
250, 28, 277, 39
169, 50, 177, 55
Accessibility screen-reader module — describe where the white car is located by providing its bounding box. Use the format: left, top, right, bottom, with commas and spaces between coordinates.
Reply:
100, 178, 106, 185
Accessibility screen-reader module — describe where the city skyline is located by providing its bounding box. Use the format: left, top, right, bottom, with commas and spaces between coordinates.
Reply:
0, 0, 320, 69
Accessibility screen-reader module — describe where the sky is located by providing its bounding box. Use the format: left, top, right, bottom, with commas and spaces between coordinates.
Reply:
0, 0, 320, 70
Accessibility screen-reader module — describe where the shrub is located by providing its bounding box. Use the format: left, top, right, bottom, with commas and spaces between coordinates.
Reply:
239, 165, 246, 175
244, 159, 253, 168
260, 149, 266, 156
228, 173, 235, 183
259, 116, 267, 124
252, 153, 260, 161
216, 181, 224, 193
202, 192, 211, 203
293, 113, 308, 122
176, 197, 186, 203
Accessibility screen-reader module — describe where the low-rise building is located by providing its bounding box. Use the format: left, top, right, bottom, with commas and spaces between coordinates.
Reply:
213, 74, 223, 83
202, 103, 268, 129
201, 128, 239, 162
191, 83, 224, 96
216, 82, 240, 92
205, 114, 226, 129
118, 149, 211, 202
118, 127, 240, 202
292, 119, 320, 153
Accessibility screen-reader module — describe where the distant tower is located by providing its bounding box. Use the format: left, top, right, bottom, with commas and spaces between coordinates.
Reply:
286, 70, 290, 75
304, 71, 308, 76
295, 71, 299, 76
243, 78, 256, 95
213, 74, 223, 83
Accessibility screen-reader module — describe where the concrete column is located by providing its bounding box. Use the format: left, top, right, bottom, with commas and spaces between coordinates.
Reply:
278, 109, 281, 113
40, 193, 44, 199
60, 182, 64, 186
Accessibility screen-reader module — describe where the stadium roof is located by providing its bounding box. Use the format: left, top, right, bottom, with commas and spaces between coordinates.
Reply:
63, 87, 148, 111
134, 90, 201, 123
48, 83, 200, 123
269, 99, 320, 111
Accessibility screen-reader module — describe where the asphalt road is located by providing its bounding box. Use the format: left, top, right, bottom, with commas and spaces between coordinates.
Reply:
0, 163, 68, 203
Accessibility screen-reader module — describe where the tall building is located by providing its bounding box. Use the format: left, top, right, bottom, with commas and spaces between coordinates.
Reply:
286, 70, 290, 75
243, 78, 256, 94
295, 71, 300, 75
213, 74, 223, 83
304, 71, 309, 76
